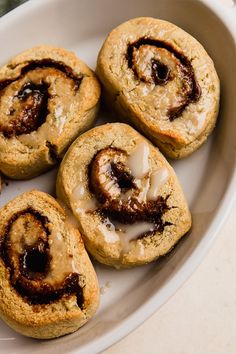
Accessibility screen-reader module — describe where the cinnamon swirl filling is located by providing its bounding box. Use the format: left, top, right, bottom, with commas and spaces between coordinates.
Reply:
89, 146, 170, 234
0, 59, 82, 138
0, 208, 84, 306
127, 38, 201, 120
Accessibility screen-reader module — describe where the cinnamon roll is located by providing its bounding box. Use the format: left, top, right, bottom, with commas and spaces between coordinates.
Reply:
97, 17, 220, 159
0, 45, 101, 179
0, 190, 99, 339
57, 123, 191, 268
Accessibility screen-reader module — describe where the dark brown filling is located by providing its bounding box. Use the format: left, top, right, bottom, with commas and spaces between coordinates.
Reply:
99, 197, 170, 232
127, 38, 201, 120
2, 82, 49, 138
110, 162, 135, 190
151, 59, 171, 85
0, 59, 83, 137
22, 246, 49, 275
0, 59, 82, 91
0, 208, 84, 306
89, 148, 170, 233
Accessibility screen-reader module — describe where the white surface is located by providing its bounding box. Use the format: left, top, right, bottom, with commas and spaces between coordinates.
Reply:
0, 0, 235, 353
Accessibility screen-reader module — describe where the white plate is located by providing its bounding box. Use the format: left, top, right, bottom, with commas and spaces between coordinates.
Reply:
0, 0, 236, 353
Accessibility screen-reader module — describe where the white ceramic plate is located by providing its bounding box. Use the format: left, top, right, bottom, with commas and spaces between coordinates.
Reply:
0, 0, 236, 353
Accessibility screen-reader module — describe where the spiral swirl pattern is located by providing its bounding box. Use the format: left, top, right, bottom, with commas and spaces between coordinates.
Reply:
0, 207, 84, 306
56, 123, 192, 267
0, 59, 82, 138
89, 147, 169, 233
0, 46, 100, 179
96, 17, 220, 159
127, 37, 201, 120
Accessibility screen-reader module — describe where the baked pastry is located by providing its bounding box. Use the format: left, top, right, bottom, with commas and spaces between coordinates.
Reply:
96, 17, 220, 159
0, 45, 101, 179
0, 190, 99, 339
57, 123, 191, 268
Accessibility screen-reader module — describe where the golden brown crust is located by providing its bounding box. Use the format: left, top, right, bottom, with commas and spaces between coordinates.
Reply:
0, 190, 100, 339
56, 123, 191, 268
0, 45, 101, 179
96, 17, 220, 159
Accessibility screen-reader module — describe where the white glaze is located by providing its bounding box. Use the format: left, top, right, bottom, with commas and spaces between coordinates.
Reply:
127, 142, 150, 179
147, 168, 169, 200
137, 177, 150, 203
101, 217, 154, 252
98, 222, 120, 244
114, 220, 155, 253
75, 198, 97, 214
72, 183, 97, 214
100, 216, 155, 250
54, 106, 67, 134
16, 105, 68, 147
46, 231, 78, 283
185, 97, 213, 135
56, 114, 67, 134
116, 221, 155, 241
72, 183, 86, 199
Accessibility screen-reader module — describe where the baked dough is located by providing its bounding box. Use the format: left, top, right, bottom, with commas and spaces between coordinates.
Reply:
0, 190, 99, 339
96, 17, 220, 158
0, 45, 101, 179
57, 123, 191, 268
